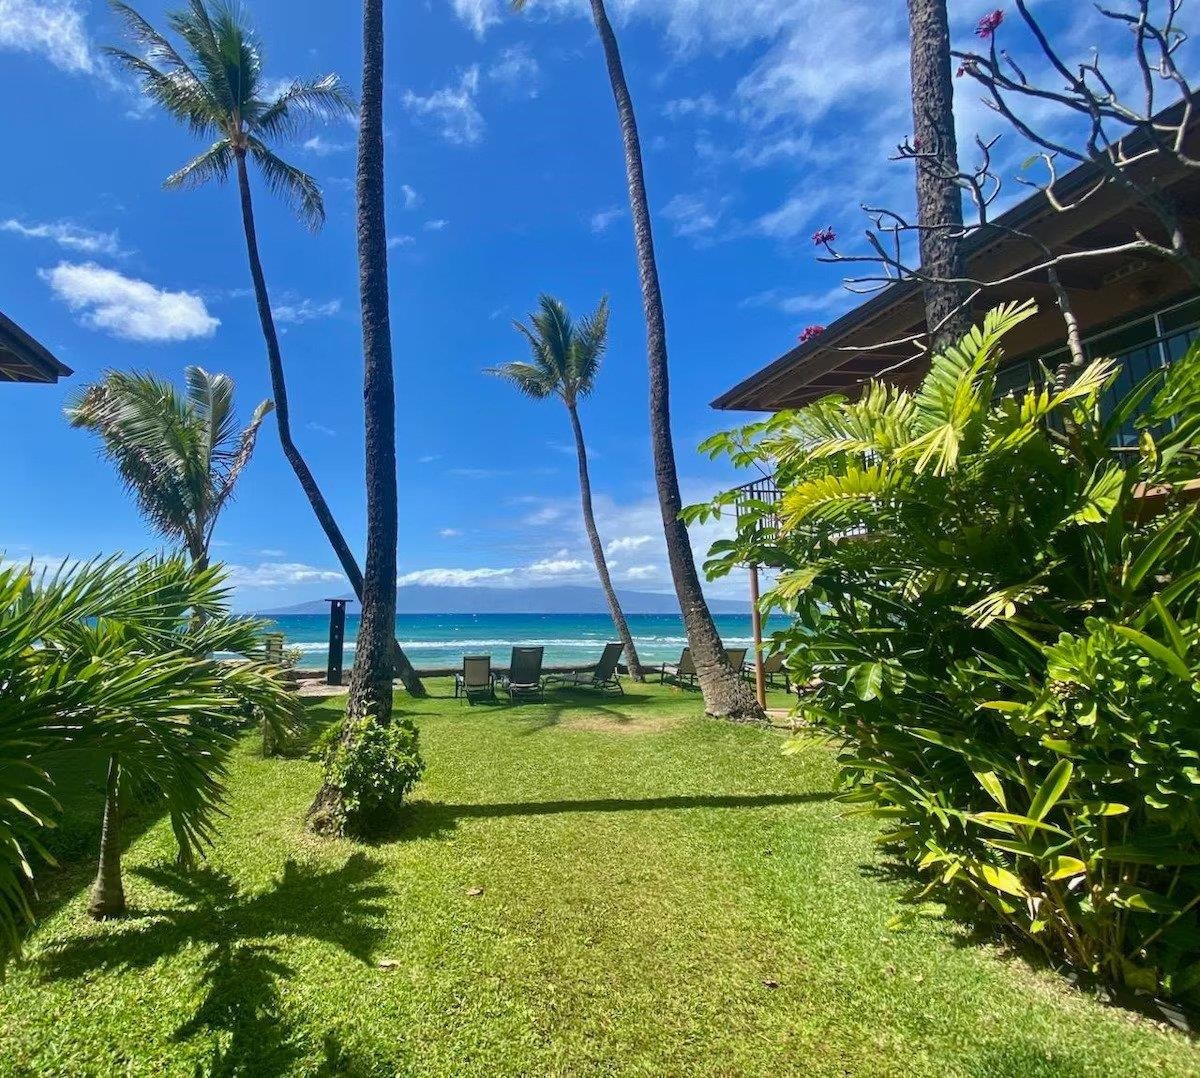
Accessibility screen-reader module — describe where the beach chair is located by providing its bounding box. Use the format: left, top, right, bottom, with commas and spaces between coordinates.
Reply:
549, 642, 625, 693
724, 647, 748, 672
743, 651, 791, 692
499, 646, 545, 702
454, 655, 495, 704
659, 646, 697, 687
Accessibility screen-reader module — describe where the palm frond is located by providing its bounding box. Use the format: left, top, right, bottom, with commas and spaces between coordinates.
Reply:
105, 46, 223, 137
211, 397, 274, 524
484, 362, 556, 399
164, 139, 234, 190
253, 74, 356, 141
245, 136, 325, 230
572, 295, 609, 397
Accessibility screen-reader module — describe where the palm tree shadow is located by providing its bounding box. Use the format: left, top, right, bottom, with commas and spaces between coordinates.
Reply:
37, 854, 389, 1074
381, 790, 835, 843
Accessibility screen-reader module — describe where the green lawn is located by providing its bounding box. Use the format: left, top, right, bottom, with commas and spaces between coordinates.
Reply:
3, 680, 1198, 1076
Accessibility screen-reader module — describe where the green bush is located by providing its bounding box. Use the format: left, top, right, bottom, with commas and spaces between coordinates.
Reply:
691, 302, 1200, 1001
316, 717, 424, 836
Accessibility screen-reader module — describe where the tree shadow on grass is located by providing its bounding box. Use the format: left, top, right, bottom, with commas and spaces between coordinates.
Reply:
37, 853, 389, 1075
379, 790, 836, 842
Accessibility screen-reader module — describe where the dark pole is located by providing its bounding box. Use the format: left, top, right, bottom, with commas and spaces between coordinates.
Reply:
326, 599, 347, 686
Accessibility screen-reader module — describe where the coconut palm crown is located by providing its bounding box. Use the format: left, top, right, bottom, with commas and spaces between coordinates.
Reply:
105, 0, 353, 229
488, 294, 609, 405
67, 366, 272, 568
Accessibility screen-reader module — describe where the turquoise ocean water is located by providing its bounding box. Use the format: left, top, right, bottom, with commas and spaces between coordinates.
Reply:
263, 612, 783, 670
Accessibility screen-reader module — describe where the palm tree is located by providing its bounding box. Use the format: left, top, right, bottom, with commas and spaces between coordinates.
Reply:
511, 0, 761, 720
106, 0, 426, 696
488, 295, 645, 681
66, 366, 271, 571
0, 557, 297, 936
907, 0, 971, 352
308, 0, 398, 827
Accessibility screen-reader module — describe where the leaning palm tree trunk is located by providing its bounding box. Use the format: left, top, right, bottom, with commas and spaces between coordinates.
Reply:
587, 0, 762, 721
232, 150, 423, 697
88, 755, 125, 919
567, 403, 643, 681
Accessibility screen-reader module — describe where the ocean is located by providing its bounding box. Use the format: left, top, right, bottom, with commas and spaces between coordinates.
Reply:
262, 612, 784, 670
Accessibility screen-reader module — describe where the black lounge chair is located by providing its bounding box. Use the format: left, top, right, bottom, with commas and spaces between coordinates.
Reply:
743, 651, 791, 692
454, 654, 494, 704
724, 646, 748, 671
550, 642, 625, 693
660, 646, 696, 686
499, 645, 545, 701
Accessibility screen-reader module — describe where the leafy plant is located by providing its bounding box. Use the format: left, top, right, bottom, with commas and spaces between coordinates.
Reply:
0, 556, 299, 963
311, 717, 423, 837
690, 302, 1200, 1001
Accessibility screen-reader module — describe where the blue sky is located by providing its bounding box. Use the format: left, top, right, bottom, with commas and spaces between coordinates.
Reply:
0, 0, 1131, 610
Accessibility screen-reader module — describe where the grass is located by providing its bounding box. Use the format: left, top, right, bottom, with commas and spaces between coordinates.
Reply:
3, 679, 1199, 1076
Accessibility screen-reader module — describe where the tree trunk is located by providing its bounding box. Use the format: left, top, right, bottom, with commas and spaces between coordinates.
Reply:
346, 0, 398, 727
567, 400, 644, 681
907, 0, 972, 353
88, 755, 125, 919
587, 0, 763, 722
232, 150, 424, 698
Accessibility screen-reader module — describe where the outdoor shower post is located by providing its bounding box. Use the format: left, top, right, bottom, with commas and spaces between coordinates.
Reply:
749, 563, 766, 710
326, 598, 347, 686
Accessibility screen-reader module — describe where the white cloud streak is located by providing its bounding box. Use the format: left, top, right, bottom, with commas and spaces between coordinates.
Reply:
403, 67, 484, 145
1, 218, 123, 256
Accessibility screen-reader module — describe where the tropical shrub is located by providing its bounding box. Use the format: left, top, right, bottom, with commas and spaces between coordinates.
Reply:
312, 716, 424, 837
689, 302, 1200, 1001
0, 557, 298, 963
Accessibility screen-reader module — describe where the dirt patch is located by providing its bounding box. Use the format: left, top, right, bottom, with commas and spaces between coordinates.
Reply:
562, 712, 681, 735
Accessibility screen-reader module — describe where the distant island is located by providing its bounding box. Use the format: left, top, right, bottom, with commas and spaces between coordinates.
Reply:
261, 584, 749, 616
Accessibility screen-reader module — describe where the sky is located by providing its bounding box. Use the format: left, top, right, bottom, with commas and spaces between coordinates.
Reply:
0, 0, 1140, 611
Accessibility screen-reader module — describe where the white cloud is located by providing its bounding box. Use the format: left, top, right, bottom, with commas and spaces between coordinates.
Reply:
438, 528, 463, 538
258, 548, 286, 557
272, 298, 341, 324
623, 564, 660, 580
451, 0, 501, 39
388, 234, 415, 249
488, 44, 540, 97
418, 453, 442, 464
741, 284, 852, 318
663, 94, 732, 121
606, 534, 653, 555
528, 557, 586, 577
423, 219, 448, 231
590, 206, 623, 234
225, 562, 345, 589
306, 421, 336, 436
398, 567, 515, 587
0, 0, 100, 76
39, 261, 219, 342
302, 135, 351, 156
403, 67, 484, 145
1, 218, 123, 256
661, 193, 727, 242
400, 184, 421, 209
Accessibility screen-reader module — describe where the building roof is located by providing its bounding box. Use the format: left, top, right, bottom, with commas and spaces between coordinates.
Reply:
0, 312, 73, 384
713, 115, 1200, 412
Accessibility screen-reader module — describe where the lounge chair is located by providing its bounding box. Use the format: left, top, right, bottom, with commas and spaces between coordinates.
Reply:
454, 655, 495, 704
499, 645, 545, 702
660, 646, 697, 686
549, 642, 625, 693
724, 646, 748, 671
743, 651, 791, 692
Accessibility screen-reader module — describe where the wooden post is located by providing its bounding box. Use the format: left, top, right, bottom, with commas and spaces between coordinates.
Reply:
326, 599, 347, 686
749, 563, 766, 710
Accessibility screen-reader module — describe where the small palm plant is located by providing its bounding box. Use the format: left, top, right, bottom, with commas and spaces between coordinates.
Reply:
0, 557, 297, 951
67, 366, 271, 569
488, 295, 644, 680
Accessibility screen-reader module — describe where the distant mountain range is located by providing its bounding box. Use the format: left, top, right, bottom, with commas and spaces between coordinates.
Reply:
262, 584, 748, 616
